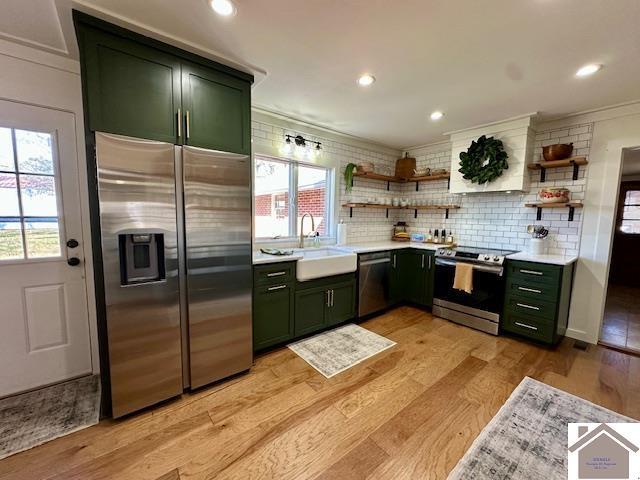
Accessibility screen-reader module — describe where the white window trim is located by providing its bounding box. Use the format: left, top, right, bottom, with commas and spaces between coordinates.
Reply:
253, 153, 335, 243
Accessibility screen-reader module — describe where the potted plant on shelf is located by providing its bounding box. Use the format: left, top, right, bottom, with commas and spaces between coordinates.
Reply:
344, 163, 357, 193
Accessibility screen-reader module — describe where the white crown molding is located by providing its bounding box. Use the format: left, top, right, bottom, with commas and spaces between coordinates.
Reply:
0, 37, 80, 74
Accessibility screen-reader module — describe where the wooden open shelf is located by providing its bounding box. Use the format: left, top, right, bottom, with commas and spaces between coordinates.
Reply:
343, 202, 460, 219
524, 202, 583, 221
352, 171, 450, 191
527, 157, 588, 182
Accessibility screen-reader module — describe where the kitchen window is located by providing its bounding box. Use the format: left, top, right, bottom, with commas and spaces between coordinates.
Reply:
0, 127, 62, 260
254, 154, 333, 240
619, 185, 640, 234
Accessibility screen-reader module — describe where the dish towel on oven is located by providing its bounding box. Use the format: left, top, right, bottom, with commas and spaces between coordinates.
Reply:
453, 262, 474, 294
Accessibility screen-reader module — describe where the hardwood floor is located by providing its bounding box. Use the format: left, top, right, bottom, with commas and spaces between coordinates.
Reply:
1, 306, 638, 480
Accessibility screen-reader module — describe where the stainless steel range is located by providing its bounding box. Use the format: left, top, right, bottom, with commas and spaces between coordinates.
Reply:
433, 246, 517, 335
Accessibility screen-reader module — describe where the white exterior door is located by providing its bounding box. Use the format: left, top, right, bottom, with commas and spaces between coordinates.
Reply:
0, 100, 92, 397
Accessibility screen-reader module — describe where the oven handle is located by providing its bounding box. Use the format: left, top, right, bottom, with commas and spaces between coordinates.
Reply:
435, 258, 504, 276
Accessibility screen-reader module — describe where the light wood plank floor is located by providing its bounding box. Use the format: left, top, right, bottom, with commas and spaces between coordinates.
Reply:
1, 306, 638, 480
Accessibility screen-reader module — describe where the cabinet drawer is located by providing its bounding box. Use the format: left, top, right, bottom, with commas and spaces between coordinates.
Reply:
505, 278, 559, 303
502, 312, 554, 343
507, 261, 561, 286
505, 296, 557, 321
254, 262, 295, 286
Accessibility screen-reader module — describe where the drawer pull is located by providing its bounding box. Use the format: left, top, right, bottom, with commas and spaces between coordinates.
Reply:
515, 321, 538, 331
520, 269, 543, 276
518, 286, 542, 294
517, 302, 540, 311
266, 271, 287, 277
267, 285, 287, 291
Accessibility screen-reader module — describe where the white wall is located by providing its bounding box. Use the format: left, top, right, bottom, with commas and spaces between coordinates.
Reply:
0, 39, 100, 373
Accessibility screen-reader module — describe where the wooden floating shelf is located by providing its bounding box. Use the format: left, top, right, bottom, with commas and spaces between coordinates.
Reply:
352, 171, 450, 191
343, 202, 460, 219
527, 157, 588, 182
525, 202, 583, 222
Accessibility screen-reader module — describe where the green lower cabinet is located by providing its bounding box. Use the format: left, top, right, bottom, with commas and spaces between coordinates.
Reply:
295, 274, 357, 336
253, 283, 295, 350
502, 260, 574, 345
294, 286, 329, 336
390, 249, 434, 308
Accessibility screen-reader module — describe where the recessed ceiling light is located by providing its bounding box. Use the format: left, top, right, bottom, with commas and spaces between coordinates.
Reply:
357, 74, 375, 87
209, 0, 236, 16
430, 111, 444, 121
575, 64, 602, 77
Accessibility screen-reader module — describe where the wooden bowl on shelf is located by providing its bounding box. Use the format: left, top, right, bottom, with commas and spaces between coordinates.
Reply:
542, 143, 573, 161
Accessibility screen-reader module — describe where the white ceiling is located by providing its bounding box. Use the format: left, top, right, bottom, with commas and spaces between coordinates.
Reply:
2, 0, 640, 148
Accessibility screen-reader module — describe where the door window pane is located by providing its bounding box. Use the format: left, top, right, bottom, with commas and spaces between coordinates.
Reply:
0, 221, 24, 260
0, 128, 13, 171
24, 220, 61, 258
0, 173, 20, 216
15, 130, 54, 175
19, 175, 58, 217
624, 190, 640, 205
298, 165, 328, 236
254, 158, 290, 238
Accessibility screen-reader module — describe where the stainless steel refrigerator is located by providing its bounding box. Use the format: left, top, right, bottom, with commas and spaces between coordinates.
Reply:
95, 132, 252, 418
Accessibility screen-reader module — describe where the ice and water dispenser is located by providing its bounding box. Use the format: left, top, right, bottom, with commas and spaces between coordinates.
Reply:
118, 233, 165, 285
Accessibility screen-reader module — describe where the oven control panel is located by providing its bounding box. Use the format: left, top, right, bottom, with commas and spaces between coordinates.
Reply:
436, 248, 508, 265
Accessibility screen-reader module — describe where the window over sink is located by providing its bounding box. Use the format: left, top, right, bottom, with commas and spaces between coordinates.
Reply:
254, 154, 333, 240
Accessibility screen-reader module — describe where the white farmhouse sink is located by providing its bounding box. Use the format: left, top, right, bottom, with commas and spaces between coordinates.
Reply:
295, 247, 358, 281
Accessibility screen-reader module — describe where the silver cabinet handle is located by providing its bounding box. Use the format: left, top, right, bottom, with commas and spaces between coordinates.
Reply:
330, 289, 334, 307
326, 290, 331, 307
177, 108, 182, 139
266, 271, 286, 277
267, 285, 287, 291
421, 254, 425, 269
186, 110, 191, 140
515, 321, 538, 331
392, 254, 396, 269
517, 302, 540, 311
518, 286, 542, 294
520, 269, 543, 276
428, 255, 432, 270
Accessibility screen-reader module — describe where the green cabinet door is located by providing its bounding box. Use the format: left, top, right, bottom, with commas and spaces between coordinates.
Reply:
294, 286, 328, 336
181, 62, 251, 154
327, 280, 357, 326
404, 250, 425, 305
78, 26, 181, 143
253, 283, 294, 350
422, 251, 435, 308
390, 250, 407, 303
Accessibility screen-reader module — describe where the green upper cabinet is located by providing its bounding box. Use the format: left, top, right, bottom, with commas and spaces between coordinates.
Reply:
77, 26, 182, 144
181, 62, 251, 154
74, 12, 252, 150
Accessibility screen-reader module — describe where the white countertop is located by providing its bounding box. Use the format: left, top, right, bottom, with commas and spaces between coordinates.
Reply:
505, 252, 578, 266
253, 242, 578, 266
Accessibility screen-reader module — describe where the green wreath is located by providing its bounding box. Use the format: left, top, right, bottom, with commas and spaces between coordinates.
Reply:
458, 135, 509, 184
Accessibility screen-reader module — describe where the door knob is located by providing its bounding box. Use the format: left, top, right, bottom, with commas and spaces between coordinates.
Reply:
66, 239, 79, 248
67, 257, 81, 266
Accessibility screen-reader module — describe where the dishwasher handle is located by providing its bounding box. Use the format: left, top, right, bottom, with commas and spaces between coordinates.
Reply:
360, 257, 391, 266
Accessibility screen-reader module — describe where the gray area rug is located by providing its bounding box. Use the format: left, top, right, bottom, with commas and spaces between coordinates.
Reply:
0, 375, 100, 460
288, 323, 396, 378
448, 376, 637, 479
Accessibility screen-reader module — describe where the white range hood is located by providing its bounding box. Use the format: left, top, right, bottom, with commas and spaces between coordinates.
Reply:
447, 114, 536, 193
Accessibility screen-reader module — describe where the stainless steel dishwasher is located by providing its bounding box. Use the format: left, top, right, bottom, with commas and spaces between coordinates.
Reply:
358, 251, 392, 317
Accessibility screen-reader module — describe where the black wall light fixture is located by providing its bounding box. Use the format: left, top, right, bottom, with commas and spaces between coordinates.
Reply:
285, 134, 322, 152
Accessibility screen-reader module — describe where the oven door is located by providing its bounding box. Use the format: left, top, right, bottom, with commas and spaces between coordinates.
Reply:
434, 258, 505, 314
